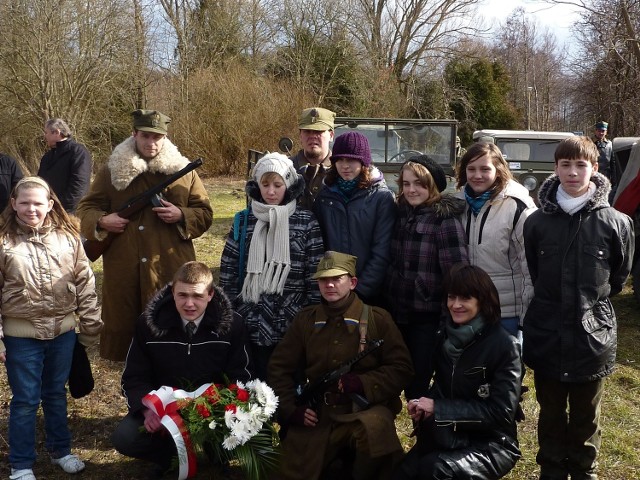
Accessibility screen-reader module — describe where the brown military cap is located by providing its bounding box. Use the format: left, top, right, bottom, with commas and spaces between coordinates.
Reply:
312, 251, 357, 279
298, 107, 336, 131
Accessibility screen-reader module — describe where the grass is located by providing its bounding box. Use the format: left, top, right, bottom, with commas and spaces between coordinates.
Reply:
1, 176, 640, 479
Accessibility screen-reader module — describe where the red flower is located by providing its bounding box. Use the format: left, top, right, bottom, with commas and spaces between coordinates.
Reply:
236, 388, 249, 402
204, 385, 220, 403
229, 384, 238, 391
196, 403, 211, 418
225, 404, 237, 414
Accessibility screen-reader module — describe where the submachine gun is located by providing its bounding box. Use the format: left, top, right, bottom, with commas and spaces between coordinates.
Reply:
296, 339, 384, 412
83, 158, 203, 262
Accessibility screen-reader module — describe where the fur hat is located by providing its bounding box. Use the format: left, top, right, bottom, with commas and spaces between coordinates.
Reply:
404, 155, 448, 193
331, 131, 372, 167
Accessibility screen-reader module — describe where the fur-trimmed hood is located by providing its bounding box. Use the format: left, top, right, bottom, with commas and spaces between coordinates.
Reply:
245, 172, 305, 205
537, 172, 611, 214
400, 193, 466, 219
108, 136, 190, 191
143, 283, 235, 338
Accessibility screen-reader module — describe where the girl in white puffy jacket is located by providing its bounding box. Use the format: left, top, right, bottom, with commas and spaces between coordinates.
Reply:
455, 142, 537, 339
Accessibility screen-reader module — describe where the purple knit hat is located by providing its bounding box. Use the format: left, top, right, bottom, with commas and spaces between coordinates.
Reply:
331, 131, 372, 167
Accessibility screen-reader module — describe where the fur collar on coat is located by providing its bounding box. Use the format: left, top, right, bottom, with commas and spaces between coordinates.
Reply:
401, 193, 466, 219
143, 283, 234, 338
537, 172, 610, 215
108, 136, 190, 191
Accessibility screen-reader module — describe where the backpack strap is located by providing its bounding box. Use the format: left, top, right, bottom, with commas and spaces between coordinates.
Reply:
232, 208, 250, 290
358, 304, 376, 352
511, 197, 528, 230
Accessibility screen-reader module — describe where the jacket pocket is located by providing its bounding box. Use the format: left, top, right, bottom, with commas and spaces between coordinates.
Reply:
582, 244, 610, 288
581, 300, 615, 334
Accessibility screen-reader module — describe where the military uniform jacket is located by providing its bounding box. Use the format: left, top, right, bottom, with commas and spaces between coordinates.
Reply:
76, 136, 213, 360
268, 293, 413, 480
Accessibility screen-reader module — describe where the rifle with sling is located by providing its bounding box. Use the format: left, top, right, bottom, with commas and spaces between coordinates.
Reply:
83, 158, 203, 262
296, 339, 384, 412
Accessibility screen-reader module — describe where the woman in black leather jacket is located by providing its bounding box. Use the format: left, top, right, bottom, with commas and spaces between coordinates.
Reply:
394, 264, 522, 479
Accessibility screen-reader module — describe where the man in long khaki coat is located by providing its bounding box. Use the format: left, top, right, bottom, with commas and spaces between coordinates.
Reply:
268, 251, 412, 480
76, 110, 213, 361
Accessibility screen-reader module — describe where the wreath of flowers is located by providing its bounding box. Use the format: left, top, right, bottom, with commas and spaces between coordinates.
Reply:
144, 379, 280, 480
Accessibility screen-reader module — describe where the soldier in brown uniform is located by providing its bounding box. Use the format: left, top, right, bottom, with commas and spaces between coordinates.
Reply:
76, 110, 213, 361
290, 107, 336, 210
268, 251, 412, 480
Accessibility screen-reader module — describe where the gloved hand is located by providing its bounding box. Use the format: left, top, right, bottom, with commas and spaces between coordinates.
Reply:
339, 373, 364, 395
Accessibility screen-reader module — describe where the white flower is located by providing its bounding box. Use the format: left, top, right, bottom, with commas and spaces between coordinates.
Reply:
222, 434, 242, 450
247, 379, 278, 417
208, 419, 217, 430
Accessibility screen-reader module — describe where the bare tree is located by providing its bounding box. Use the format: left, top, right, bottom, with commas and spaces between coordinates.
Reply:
349, 0, 482, 87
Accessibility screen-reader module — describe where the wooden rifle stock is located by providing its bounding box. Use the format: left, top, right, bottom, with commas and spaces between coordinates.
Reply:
83, 158, 203, 262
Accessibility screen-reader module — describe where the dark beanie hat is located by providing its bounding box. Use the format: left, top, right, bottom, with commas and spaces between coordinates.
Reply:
404, 155, 448, 193
331, 131, 372, 167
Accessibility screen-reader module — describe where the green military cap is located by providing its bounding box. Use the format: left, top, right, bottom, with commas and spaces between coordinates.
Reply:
132, 109, 171, 134
298, 107, 336, 131
595, 120, 608, 130
312, 251, 357, 279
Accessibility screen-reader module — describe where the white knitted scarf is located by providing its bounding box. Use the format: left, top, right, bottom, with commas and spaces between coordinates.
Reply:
556, 182, 596, 215
240, 199, 296, 303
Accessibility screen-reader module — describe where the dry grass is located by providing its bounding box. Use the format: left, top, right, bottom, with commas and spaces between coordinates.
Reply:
1, 177, 639, 479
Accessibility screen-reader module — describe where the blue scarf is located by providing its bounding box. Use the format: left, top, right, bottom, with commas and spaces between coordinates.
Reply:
464, 184, 493, 216
336, 176, 360, 202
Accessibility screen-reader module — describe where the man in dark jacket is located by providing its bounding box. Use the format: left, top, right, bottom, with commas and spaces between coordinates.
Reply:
523, 136, 634, 480
111, 261, 252, 476
0, 152, 23, 212
268, 251, 412, 480
39, 118, 92, 212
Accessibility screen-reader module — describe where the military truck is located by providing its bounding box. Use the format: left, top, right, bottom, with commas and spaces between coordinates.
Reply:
472, 129, 575, 202
333, 117, 458, 193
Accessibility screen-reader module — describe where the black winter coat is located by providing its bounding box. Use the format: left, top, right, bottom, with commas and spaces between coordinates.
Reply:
523, 173, 634, 382
121, 284, 253, 412
419, 321, 521, 477
38, 137, 92, 212
0, 153, 23, 212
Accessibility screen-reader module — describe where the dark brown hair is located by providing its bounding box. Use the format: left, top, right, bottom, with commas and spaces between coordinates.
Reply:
554, 136, 598, 165
456, 142, 512, 198
443, 263, 501, 324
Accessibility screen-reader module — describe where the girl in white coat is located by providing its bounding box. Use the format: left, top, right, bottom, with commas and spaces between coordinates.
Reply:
455, 142, 536, 338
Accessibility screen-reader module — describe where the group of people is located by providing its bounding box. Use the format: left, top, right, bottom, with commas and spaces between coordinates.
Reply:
0, 106, 634, 480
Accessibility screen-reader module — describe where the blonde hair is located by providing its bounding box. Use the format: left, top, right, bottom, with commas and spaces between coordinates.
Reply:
0, 177, 80, 240
397, 161, 441, 206
172, 261, 214, 294
259, 171, 284, 184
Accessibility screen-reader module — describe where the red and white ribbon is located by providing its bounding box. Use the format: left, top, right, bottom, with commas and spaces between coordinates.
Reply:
142, 384, 212, 480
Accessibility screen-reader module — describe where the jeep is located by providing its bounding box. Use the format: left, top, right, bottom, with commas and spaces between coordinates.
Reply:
472, 129, 575, 202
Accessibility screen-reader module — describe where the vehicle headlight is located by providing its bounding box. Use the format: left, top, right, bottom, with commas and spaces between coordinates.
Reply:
521, 175, 538, 191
